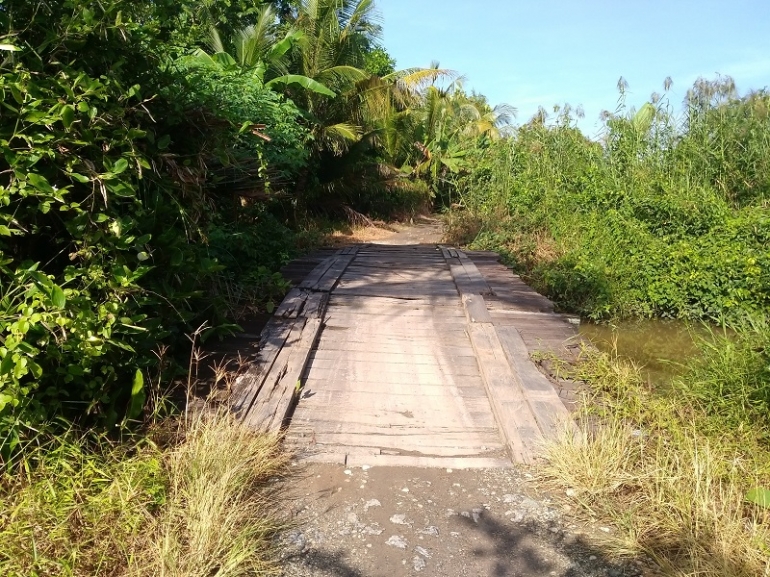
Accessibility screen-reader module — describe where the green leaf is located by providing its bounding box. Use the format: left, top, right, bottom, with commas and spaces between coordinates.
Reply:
746, 488, 770, 509
51, 285, 66, 309
170, 248, 184, 266
266, 301, 275, 314
27, 360, 43, 379
61, 105, 76, 129
157, 135, 171, 150
0, 44, 20, 52
27, 173, 55, 194
266, 75, 336, 97
126, 369, 145, 420
113, 158, 129, 174
68, 172, 90, 183
0, 354, 14, 377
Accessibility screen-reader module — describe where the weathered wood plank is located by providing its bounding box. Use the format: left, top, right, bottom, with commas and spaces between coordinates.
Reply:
274, 288, 308, 319
466, 320, 543, 464
299, 256, 337, 290
304, 356, 481, 377
345, 454, 512, 469
292, 405, 499, 430
289, 431, 504, 451
313, 253, 357, 292
230, 318, 295, 415
307, 349, 480, 370
312, 340, 475, 357
302, 290, 328, 319
495, 325, 577, 437
457, 250, 494, 295
245, 316, 323, 432
328, 295, 462, 309
299, 377, 489, 397
288, 420, 500, 436
315, 331, 471, 348
462, 293, 493, 323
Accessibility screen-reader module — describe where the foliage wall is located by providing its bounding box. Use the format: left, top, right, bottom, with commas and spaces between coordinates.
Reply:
0, 0, 309, 453
455, 81, 770, 322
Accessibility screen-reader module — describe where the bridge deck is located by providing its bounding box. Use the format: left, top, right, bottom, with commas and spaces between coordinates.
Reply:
231, 243, 579, 468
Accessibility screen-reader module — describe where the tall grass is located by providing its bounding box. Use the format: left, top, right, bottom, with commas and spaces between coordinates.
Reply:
541, 322, 770, 577
542, 341, 770, 576
0, 410, 289, 577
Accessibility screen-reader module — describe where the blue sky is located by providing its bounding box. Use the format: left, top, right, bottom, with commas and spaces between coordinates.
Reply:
377, 0, 770, 136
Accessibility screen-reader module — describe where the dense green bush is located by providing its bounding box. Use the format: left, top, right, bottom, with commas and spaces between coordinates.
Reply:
458, 80, 770, 322
0, 0, 310, 454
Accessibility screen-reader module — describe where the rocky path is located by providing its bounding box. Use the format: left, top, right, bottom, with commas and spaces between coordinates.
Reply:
280, 463, 642, 577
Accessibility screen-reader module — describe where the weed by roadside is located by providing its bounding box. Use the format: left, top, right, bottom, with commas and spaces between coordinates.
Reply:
541, 329, 770, 577
1, 407, 289, 577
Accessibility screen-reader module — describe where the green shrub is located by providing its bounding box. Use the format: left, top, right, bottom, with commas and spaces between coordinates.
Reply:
457, 79, 770, 323
0, 0, 308, 452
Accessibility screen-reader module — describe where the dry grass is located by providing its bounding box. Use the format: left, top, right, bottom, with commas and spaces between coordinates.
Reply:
134, 409, 290, 577
0, 410, 290, 577
540, 351, 770, 577
327, 225, 396, 245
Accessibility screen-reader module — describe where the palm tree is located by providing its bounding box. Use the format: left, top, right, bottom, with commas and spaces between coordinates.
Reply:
405, 81, 516, 195
287, 0, 379, 155
183, 5, 334, 96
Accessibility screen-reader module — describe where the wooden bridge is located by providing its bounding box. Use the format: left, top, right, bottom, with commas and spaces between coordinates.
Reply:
230, 243, 581, 468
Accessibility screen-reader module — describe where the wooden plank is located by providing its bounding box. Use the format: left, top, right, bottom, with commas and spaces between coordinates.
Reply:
322, 315, 468, 330
315, 331, 471, 348
307, 348, 480, 368
457, 250, 493, 295
302, 291, 328, 319
462, 293, 492, 323
306, 443, 504, 458
495, 325, 577, 438
299, 255, 338, 289
322, 321, 468, 334
313, 253, 357, 292
302, 378, 487, 402
230, 318, 295, 415
288, 420, 500, 436
312, 340, 475, 357
441, 245, 495, 296
292, 406, 499, 430
274, 288, 308, 319
299, 377, 489, 397
245, 317, 323, 432
294, 391, 496, 417
291, 431, 504, 451
328, 296, 462, 309
345, 454, 511, 469
495, 326, 559, 395
325, 306, 466, 319
466, 321, 544, 464
304, 357, 481, 377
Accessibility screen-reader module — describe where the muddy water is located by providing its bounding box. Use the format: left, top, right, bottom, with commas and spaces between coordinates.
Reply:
579, 319, 708, 384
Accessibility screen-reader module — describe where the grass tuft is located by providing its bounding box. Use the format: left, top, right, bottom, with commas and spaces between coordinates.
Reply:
0, 410, 290, 577
541, 345, 770, 577
137, 410, 290, 577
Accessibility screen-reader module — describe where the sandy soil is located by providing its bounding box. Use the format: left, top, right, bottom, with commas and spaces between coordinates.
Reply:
328, 216, 445, 246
